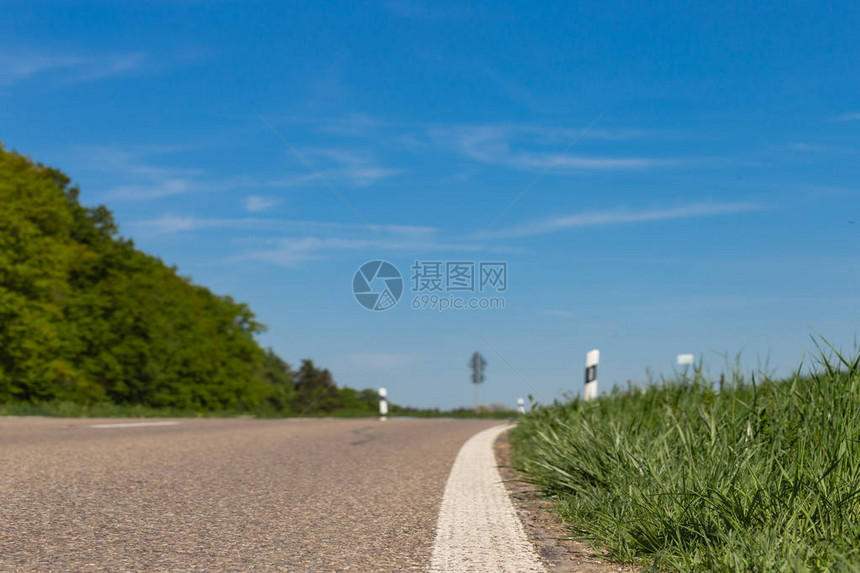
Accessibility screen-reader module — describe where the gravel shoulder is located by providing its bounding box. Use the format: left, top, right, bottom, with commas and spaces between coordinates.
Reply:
494, 430, 640, 573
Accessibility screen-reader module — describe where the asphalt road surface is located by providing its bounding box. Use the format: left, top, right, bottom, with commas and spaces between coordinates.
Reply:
0, 417, 505, 572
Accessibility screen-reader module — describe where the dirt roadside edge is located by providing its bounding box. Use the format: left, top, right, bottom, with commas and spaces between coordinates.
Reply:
494, 429, 640, 573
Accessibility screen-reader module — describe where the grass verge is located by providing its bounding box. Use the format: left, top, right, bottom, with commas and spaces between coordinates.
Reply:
510, 346, 860, 572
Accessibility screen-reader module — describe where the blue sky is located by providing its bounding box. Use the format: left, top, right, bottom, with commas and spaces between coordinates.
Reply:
2, 1, 859, 409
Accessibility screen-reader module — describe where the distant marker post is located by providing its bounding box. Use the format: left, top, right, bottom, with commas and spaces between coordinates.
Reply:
378, 387, 388, 422
584, 349, 599, 401
677, 353, 694, 379
517, 398, 525, 415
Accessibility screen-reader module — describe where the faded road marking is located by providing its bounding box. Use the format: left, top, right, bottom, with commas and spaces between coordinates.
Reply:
90, 421, 182, 429
430, 424, 546, 573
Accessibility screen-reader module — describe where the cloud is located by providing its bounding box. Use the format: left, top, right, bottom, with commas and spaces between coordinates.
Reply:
163, 218, 521, 266
317, 113, 393, 137
0, 53, 80, 85
489, 202, 766, 238
542, 310, 578, 319
340, 352, 422, 371
264, 173, 321, 187
520, 153, 676, 170
789, 143, 827, 152
245, 195, 280, 212
433, 124, 681, 172
130, 214, 440, 238
237, 236, 382, 265
0, 51, 146, 86
68, 53, 145, 82
234, 234, 509, 266
74, 145, 206, 201
76, 146, 319, 202
303, 148, 402, 186
106, 178, 197, 200
74, 146, 199, 176
836, 112, 860, 122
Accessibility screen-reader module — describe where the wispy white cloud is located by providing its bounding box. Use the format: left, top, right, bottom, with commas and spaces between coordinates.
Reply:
67, 53, 145, 82
542, 310, 578, 319
317, 113, 394, 137
131, 214, 439, 238
161, 218, 521, 265
489, 202, 766, 238
75, 146, 320, 201
74, 145, 202, 177
234, 234, 515, 266
520, 153, 677, 170
836, 112, 860, 122
243, 173, 319, 189
432, 124, 682, 172
0, 53, 79, 84
72, 146, 206, 201
265, 114, 703, 176
0, 50, 146, 85
107, 179, 198, 200
244, 195, 280, 212
237, 236, 381, 265
340, 352, 422, 371
789, 142, 827, 152
303, 147, 403, 186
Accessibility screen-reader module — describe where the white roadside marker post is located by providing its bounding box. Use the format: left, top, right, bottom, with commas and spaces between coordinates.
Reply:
516, 398, 525, 415
584, 349, 599, 401
677, 354, 694, 380
378, 387, 388, 422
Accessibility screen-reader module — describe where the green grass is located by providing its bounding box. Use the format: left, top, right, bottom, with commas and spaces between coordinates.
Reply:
510, 344, 860, 572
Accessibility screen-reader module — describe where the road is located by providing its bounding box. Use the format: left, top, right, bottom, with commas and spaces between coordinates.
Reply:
0, 416, 505, 572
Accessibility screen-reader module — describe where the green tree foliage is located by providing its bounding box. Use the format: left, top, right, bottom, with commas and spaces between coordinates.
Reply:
339, 387, 379, 411
0, 144, 488, 418
0, 148, 81, 401
0, 144, 272, 410
256, 349, 297, 414
293, 359, 342, 414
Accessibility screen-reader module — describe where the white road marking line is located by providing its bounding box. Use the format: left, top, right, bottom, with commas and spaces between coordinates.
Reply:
430, 424, 547, 573
89, 421, 182, 429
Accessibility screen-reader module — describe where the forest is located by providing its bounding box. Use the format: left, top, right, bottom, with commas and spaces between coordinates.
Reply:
0, 144, 380, 416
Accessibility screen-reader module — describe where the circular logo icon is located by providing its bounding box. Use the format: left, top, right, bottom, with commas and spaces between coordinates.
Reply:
352, 260, 403, 311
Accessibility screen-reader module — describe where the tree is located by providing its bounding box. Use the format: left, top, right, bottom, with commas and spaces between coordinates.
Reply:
0, 143, 277, 410
293, 359, 342, 414
0, 147, 80, 401
257, 349, 297, 413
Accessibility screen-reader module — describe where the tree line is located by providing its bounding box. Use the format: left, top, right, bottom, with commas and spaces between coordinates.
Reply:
0, 144, 381, 416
